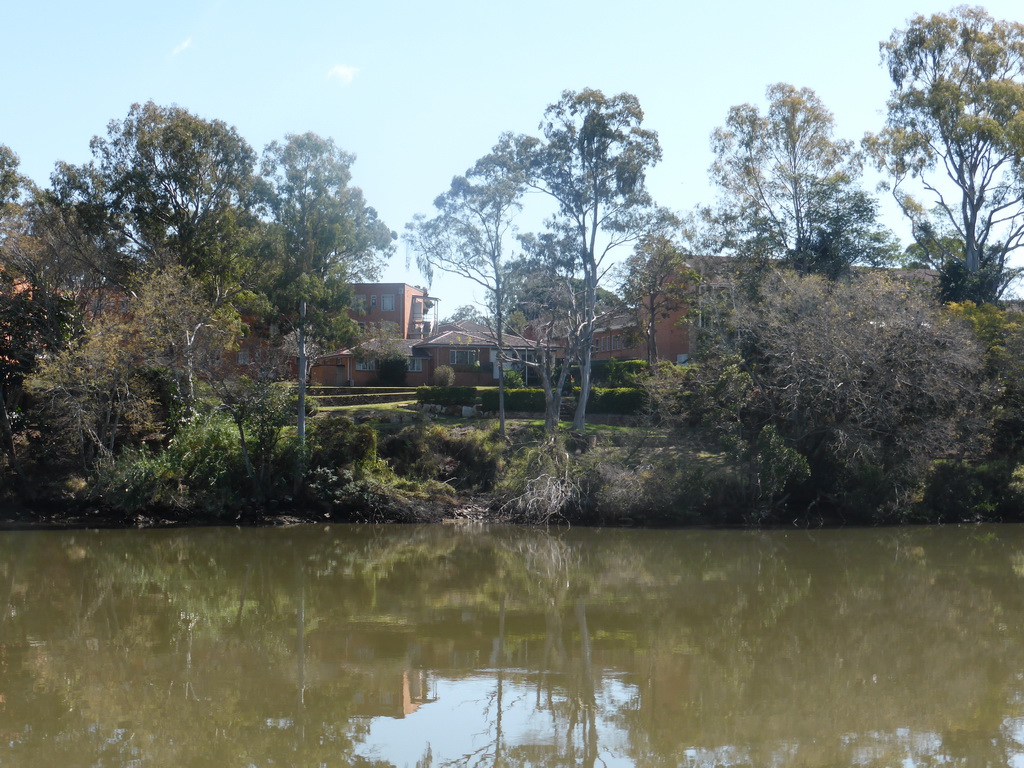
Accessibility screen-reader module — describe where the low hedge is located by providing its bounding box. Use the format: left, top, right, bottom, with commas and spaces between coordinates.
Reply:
576, 387, 648, 415
480, 388, 547, 412
596, 358, 650, 386
481, 386, 647, 415
416, 386, 478, 407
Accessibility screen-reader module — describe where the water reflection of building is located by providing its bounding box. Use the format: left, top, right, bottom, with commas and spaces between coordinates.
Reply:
350, 669, 436, 719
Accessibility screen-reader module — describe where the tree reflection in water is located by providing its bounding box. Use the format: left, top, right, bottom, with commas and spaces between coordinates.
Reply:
0, 525, 1023, 766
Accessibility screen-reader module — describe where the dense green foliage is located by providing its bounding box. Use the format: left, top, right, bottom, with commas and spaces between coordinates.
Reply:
308, 414, 377, 471
480, 386, 646, 415
594, 359, 650, 387
92, 411, 252, 513
6, 12, 1024, 527
481, 388, 546, 412
379, 424, 503, 491
501, 369, 525, 389
430, 365, 456, 387
866, 7, 1024, 302
584, 387, 648, 415
376, 357, 408, 386
415, 386, 478, 407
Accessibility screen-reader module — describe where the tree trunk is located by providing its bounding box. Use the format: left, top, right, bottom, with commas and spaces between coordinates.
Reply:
296, 299, 307, 446
496, 298, 506, 439
295, 300, 308, 492
0, 385, 27, 487
573, 220, 600, 434
573, 318, 595, 434
966, 242, 980, 273
233, 417, 255, 482
541, 362, 558, 435
647, 297, 658, 367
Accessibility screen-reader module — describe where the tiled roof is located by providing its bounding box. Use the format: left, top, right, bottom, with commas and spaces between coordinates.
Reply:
317, 320, 537, 360
416, 321, 536, 349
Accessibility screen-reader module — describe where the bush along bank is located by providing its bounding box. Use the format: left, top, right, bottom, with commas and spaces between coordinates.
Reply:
9, 400, 1024, 528
14, 269, 1024, 528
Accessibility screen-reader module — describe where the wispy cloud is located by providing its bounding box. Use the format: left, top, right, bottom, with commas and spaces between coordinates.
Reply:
172, 37, 193, 56
327, 64, 360, 86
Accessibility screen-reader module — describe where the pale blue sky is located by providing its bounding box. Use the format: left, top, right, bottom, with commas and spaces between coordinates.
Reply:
4, 0, 1022, 307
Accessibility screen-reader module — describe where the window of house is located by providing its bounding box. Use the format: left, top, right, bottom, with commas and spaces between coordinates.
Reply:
407, 357, 423, 372
236, 348, 250, 365
450, 349, 478, 366
356, 358, 378, 371
381, 294, 395, 311
370, 295, 377, 307
352, 295, 367, 313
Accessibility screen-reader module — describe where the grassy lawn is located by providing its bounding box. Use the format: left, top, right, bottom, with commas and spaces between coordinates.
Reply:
315, 403, 648, 436
316, 400, 418, 415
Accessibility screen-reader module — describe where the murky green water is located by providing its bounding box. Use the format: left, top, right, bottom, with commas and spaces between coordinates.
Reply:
1, 523, 1023, 766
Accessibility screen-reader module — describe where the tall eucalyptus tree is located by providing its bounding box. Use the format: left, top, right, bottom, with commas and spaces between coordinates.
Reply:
519, 89, 662, 432
406, 136, 525, 436
707, 83, 897, 281
866, 7, 1024, 301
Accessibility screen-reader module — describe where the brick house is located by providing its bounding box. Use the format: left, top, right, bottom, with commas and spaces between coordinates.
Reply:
313, 319, 537, 387
348, 283, 439, 340
307, 282, 536, 386
590, 306, 693, 366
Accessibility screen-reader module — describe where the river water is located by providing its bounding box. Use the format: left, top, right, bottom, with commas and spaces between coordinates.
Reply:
1, 523, 1023, 766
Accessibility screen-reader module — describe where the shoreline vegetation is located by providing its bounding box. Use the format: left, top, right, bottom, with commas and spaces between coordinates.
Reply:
7, 325, 1024, 532
8, 270, 1024, 532
5, 9, 1024, 527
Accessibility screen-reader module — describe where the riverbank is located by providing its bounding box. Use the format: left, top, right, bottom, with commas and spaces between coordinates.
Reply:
0, 412, 748, 530
0, 493, 499, 530
5, 405, 1023, 530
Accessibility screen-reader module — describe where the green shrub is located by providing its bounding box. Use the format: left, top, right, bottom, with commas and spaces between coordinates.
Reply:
380, 424, 504, 490
916, 459, 1019, 523
92, 411, 249, 513
484, 385, 646, 416
586, 387, 648, 415
1008, 464, 1024, 504
377, 357, 408, 386
308, 415, 377, 472
92, 448, 174, 513
604, 359, 650, 387
306, 467, 401, 520
416, 386, 478, 407
502, 369, 524, 389
751, 425, 810, 508
432, 365, 456, 387
481, 388, 546, 412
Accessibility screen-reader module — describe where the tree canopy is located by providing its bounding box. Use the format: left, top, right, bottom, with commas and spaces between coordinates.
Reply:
260, 132, 396, 448
55, 102, 262, 297
520, 88, 662, 431
617, 221, 694, 366
706, 83, 899, 280
406, 136, 526, 435
866, 6, 1024, 302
